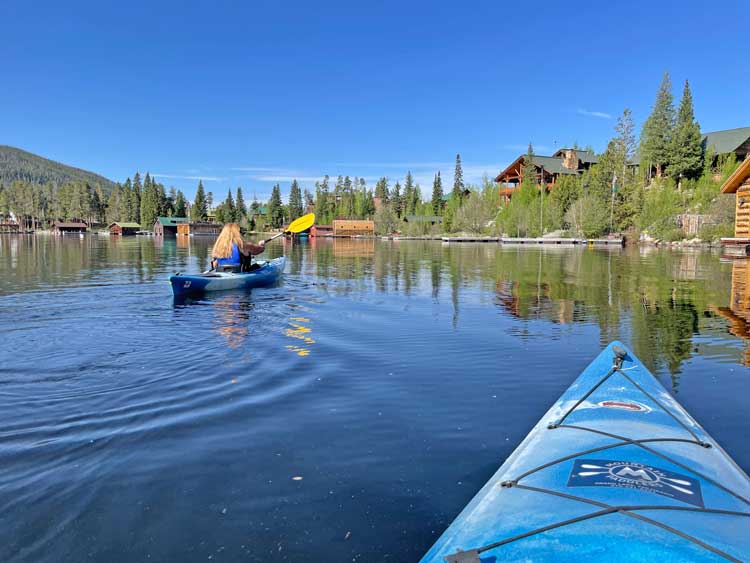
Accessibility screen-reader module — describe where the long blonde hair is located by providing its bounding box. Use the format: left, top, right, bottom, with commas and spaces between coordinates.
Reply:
212, 223, 245, 258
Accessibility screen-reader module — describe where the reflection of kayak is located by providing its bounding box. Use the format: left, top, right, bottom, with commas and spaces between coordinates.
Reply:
421, 341, 750, 563
170, 257, 285, 297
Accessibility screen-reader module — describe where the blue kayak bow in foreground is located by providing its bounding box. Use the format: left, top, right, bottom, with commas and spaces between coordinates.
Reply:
420, 341, 750, 562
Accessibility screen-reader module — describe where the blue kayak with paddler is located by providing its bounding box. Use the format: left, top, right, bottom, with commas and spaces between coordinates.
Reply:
420, 341, 750, 562
169, 214, 313, 298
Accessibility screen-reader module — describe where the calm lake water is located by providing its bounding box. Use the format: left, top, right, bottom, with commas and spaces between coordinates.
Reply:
1, 235, 750, 562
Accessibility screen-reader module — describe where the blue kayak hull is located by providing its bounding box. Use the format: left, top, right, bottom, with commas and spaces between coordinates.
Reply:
169, 257, 285, 297
420, 342, 750, 562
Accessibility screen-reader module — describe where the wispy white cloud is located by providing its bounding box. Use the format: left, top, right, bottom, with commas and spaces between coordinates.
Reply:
577, 108, 612, 119
230, 166, 279, 172
334, 161, 452, 169
255, 175, 328, 183
153, 173, 226, 182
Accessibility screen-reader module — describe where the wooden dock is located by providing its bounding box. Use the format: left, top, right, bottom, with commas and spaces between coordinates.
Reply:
442, 236, 501, 242
438, 236, 624, 246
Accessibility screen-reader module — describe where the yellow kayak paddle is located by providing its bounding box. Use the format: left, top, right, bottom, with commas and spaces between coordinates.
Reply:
263, 213, 315, 244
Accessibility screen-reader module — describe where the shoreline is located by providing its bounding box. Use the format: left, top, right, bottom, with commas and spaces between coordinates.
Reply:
2, 230, 729, 250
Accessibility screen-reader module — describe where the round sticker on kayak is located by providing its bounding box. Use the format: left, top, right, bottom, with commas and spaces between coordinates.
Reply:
597, 400, 650, 412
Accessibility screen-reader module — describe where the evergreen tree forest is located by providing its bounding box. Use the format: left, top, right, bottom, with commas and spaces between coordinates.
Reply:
0, 73, 741, 240
0, 168, 189, 230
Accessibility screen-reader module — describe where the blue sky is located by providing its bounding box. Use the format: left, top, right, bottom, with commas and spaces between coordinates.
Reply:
1, 0, 748, 202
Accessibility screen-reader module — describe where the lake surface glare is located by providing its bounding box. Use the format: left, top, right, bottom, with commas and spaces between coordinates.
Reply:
1, 235, 749, 562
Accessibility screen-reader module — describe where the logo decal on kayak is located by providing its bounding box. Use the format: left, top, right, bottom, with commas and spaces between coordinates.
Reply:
597, 400, 650, 412
567, 459, 704, 507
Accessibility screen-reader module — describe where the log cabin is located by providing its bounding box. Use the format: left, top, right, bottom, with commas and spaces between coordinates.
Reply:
719, 157, 750, 245
109, 222, 141, 236
333, 219, 374, 237
495, 148, 598, 203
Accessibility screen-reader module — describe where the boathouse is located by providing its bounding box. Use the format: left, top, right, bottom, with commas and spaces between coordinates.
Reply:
333, 220, 374, 237
109, 222, 141, 236
719, 157, 750, 246
153, 216, 188, 237
310, 225, 333, 237
51, 221, 87, 235
176, 221, 221, 237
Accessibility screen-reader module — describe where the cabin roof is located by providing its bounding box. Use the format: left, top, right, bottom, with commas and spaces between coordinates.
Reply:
703, 127, 750, 155
531, 155, 580, 175
551, 148, 600, 164
109, 222, 141, 228
494, 153, 582, 182
52, 221, 87, 228
249, 206, 268, 215
156, 216, 188, 226
720, 158, 750, 194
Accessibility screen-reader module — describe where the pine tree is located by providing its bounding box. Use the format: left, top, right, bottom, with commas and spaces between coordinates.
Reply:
639, 71, 676, 178
224, 189, 237, 222
191, 180, 208, 221
207, 191, 214, 211
403, 171, 415, 216
268, 184, 284, 228
236, 187, 247, 220
122, 178, 135, 222
341, 175, 353, 217
174, 190, 187, 217
668, 80, 703, 183
132, 172, 142, 223
614, 108, 636, 163
315, 176, 331, 223
431, 171, 444, 215
140, 174, 159, 229
288, 179, 303, 220
452, 153, 465, 200
375, 177, 389, 204
155, 182, 167, 216
392, 181, 402, 217
521, 143, 537, 189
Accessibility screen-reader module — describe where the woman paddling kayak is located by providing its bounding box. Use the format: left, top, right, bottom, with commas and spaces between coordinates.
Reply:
210, 223, 265, 272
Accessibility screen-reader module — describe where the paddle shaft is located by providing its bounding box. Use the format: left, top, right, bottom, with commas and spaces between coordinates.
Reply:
262, 231, 286, 244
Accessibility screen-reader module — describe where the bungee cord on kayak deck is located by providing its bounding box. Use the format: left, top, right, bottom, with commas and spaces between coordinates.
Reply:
443, 346, 750, 563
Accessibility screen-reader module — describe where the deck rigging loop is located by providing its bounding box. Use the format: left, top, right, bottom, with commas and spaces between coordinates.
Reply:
443, 348, 750, 563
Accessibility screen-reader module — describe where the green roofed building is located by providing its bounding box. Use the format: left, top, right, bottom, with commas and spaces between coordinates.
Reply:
249, 206, 269, 217
154, 216, 188, 237
702, 127, 750, 161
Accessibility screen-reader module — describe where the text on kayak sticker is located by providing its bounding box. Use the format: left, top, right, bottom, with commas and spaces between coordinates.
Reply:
597, 400, 650, 412
567, 459, 704, 507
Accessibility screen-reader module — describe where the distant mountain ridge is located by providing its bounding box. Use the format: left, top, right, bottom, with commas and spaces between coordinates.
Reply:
0, 145, 116, 192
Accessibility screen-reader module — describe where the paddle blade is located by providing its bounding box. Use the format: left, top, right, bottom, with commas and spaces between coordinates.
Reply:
286, 213, 315, 234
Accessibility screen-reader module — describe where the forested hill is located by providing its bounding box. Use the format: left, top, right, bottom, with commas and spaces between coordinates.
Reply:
0, 145, 116, 192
